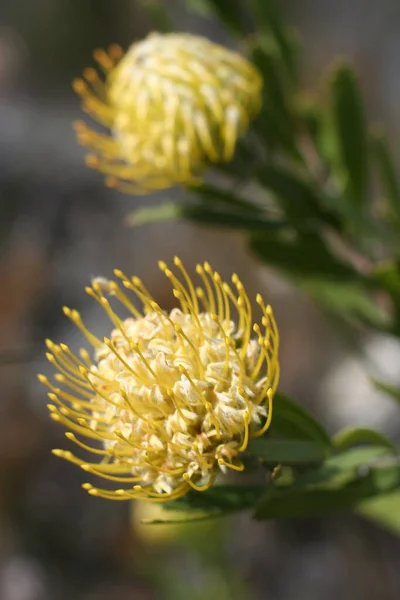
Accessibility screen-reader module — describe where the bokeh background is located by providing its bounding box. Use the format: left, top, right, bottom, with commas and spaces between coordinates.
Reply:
1, 1, 400, 598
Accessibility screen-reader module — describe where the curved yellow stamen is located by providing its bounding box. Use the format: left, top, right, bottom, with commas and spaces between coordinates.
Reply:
41, 257, 279, 502
251, 388, 274, 438
183, 472, 215, 492
217, 458, 245, 472
196, 264, 216, 314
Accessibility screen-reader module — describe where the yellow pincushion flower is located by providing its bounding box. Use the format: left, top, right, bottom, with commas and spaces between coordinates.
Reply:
38, 259, 279, 502
73, 33, 263, 194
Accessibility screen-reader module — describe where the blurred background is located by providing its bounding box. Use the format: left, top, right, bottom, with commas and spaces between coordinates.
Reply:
1, 1, 400, 598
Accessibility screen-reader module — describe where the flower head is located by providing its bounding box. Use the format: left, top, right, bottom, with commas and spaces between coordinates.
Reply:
38, 259, 279, 502
73, 33, 263, 194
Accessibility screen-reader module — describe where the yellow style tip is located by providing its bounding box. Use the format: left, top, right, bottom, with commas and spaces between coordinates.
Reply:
52, 449, 65, 458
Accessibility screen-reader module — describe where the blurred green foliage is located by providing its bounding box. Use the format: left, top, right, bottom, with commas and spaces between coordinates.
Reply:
134, 0, 400, 535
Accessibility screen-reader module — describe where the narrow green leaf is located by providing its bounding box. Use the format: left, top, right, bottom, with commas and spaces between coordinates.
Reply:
331, 62, 368, 207
215, 136, 262, 179
166, 485, 266, 513
303, 280, 390, 330
125, 200, 286, 232
249, 0, 297, 80
124, 202, 181, 227
369, 262, 400, 335
250, 231, 359, 283
333, 427, 397, 453
185, 0, 214, 18
370, 261, 400, 295
256, 164, 341, 229
183, 205, 286, 231
300, 100, 324, 151
357, 490, 400, 534
187, 0, 246, 34
190, 183, 263, 215
141, 512, 223, 525
298, 98, 346, 175
270, 393, 332, 448
371, 128, 400, 219
254, 464, 400, 520
293, 446, 393, 489
323, 446, 392, 471
371, 379, 400, 407
250, 45, 298, 157
249, 106, 293, 157
139, 0, 173, 32
247, 438, 328, 465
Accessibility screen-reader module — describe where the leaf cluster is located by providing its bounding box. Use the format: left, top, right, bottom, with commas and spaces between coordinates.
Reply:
152, 394, 400, 528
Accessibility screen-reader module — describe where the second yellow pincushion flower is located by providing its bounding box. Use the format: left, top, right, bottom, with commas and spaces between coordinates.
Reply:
38, 259, 279, 502
73, 33, 263, 193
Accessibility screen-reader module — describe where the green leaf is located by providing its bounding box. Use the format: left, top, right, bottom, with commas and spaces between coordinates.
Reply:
188, 0, 246, 34
250, 230, 359, 283
139, 0, 173, 32
298, 97, 342, 174
125, 199, 284, 232
371, 379, 400, 407
270, 393, 332, 448
369, 262, 400, 335
183, 205, 286, 231
249, 45, 298, 158
256, 164, 341, 229
324, 446, 392, 471
357, 490, 400, 534
140, 512, 224, 526
247, 438, 328, 465
371, 128, 400, 220
124, 202, 181, 227
185, 0, 214, 18
248, 0, 297, 80
333, 427, 397, 453
370, 261, 400, 295
166, 484, 266, 514
215, 136, 263, 180
303, 280, 390, 330
300, 100, 325, 153
254, 463, 400, 520
249, 107, 293, 158
293, 446, 395, 489
189, 183, 263, 215
331, 62, 368, 207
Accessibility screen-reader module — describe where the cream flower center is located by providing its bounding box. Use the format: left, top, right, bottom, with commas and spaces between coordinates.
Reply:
89, 309, 266, 495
